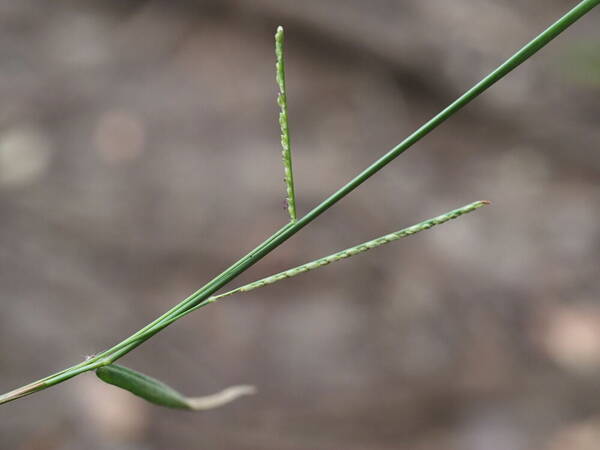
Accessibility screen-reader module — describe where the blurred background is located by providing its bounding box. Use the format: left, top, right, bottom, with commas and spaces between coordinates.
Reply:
0, 1, 599, 449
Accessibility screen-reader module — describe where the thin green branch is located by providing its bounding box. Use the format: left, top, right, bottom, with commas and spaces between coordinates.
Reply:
183, 201, 489, 315
101, 201, 490, 346
276, 26, 297, 222
2, 0, 598, 407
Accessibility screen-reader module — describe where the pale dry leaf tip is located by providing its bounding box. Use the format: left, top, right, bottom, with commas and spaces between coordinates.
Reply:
186, 385, 257, 411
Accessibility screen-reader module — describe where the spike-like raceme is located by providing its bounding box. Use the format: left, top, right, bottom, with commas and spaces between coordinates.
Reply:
275, 26, 297, 222
161, 201, 490, 324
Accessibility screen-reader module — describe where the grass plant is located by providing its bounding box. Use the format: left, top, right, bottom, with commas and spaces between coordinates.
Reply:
1, 0, 598, 409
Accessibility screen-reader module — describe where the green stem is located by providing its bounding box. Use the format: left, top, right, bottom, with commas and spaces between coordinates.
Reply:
97, 201, 490, 363
1, 0, 598, 406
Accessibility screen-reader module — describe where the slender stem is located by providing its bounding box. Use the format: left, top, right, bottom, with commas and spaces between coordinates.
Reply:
2, 0, 598, 406
99, 201, 490, 357
276, 26, 298, 222
162, 200, 489, 325
124, 221, 296, 342
152, 0, 598, 322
